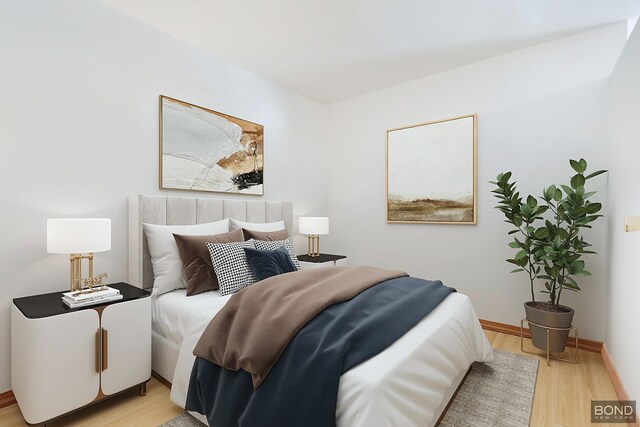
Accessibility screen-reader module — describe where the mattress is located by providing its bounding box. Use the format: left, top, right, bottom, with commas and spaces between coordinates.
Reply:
167, 291, 493, 426
152, 289, 231, 345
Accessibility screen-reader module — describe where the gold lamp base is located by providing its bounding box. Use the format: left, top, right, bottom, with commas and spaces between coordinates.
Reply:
307, 235, 320, 257
69, 252, 94, 292
69, 253, 108, 294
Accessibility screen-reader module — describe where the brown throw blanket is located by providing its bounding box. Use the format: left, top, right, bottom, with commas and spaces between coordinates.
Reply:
192, 266, 408, 388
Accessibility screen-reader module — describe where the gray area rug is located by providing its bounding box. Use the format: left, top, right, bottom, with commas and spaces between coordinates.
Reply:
439, 349, 538, 427
159, 412, 206, 427
160, 349, 538, 427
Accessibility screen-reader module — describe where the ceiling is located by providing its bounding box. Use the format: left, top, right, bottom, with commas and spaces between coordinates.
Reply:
100, 0, 640, 104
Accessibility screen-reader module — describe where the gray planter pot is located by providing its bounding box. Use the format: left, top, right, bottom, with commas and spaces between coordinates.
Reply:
524, 301, 574, 353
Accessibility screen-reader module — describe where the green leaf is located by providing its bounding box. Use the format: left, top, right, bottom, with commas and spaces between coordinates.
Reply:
585, 170, 607, 180
569, 193, 582, 205
554, 188, 563, 201
535, 206, 549, 216
562, 280, 579, 289
571, 174, 586, 189
527, 195, 537, 208
570, 260, 585, 273
570, 159, 582, 173
585, 215, 602, 223
575, 270, 592, 276
510, 269, 525, 273
561, 185, 575, 195
575, 206, 589, 217
544, 185, 557, 200
534, 227, 549, 239
578, 158, 587, 172
501, 171, 512, 182
586, 203, 602, 214
508, 242, 521, 248
564, 277, 578, 287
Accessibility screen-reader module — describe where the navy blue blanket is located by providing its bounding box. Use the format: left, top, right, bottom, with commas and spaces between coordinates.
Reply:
185, 276, 455, 427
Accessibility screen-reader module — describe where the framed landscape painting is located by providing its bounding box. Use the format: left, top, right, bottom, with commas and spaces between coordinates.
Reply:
160, 95, 264, 195
386, 114, 477, 224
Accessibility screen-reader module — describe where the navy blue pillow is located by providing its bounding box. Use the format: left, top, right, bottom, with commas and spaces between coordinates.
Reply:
244, 246, 297, 281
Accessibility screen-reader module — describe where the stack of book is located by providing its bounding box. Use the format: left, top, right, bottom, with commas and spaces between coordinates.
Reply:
62, 287, 123, 308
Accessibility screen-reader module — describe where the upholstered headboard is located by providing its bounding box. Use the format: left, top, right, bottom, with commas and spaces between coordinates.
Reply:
128, 194, 293, 289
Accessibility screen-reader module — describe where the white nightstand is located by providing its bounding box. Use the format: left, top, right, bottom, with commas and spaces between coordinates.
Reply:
11, 283, 151, 425
297, 253, 347, 270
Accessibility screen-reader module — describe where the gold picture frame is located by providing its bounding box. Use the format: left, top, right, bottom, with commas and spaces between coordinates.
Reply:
386, 114, 477, 224
159, 95, 264, 195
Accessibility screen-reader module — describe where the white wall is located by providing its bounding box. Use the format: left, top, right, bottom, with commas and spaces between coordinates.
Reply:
0, 0, 328, 393
324, 24, 628, 342
606, 22, 640, 401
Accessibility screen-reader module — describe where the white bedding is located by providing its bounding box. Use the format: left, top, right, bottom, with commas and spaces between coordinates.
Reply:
165, 290, 493, 427
152, 289, 231, 345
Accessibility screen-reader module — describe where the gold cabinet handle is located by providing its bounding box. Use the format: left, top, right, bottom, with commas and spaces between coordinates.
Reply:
95, 329, 101, 373
101, 328, 108, 371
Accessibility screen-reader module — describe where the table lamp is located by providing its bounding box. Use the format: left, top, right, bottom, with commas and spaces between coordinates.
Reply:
47, 218, 111, 292
299, 217, 329, 257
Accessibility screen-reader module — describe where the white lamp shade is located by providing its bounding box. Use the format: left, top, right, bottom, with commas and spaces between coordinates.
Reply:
47, 218, 111, 254
299, 217, 329, 235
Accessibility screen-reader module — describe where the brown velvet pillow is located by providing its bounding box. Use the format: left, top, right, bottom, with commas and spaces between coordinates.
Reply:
173, 229, 244, 296
242, 228, 289, 241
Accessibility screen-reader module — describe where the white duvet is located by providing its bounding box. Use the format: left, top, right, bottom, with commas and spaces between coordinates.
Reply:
168, 291, 493, 427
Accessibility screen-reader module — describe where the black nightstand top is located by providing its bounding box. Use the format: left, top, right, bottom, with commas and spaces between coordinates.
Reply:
297, 253, 347, 263
13, 282, 150, 319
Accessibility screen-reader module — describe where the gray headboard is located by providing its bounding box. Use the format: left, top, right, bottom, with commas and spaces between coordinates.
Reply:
128, 194, 293, 289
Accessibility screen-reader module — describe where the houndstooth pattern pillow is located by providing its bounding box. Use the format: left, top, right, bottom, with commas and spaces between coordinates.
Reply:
206, 240, 256, 296
253, 239, 301, 270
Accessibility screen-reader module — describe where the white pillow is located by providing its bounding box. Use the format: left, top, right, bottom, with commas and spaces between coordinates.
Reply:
143, 219, 230, 296
230, 218, 286, 232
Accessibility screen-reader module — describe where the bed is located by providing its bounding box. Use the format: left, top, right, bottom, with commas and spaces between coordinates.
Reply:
128, 194, 493, 426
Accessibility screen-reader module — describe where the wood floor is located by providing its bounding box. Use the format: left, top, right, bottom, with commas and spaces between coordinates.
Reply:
0, 331, 620, 427
484, 330, 619, 427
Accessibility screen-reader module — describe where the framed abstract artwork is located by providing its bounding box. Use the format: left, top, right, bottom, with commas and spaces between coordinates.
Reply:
159, 95, 264, 195
386, 114, 477, 224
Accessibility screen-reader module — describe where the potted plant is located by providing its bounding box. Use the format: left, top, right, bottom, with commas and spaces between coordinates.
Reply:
491, 159, 606, 353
